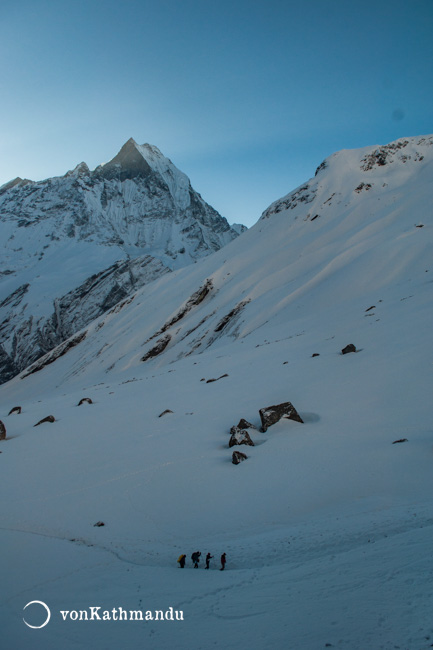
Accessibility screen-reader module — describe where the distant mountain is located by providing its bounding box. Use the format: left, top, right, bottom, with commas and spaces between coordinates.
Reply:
0, 139, 245, 383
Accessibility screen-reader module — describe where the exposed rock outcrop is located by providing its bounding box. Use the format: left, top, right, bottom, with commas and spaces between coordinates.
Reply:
0, 420, 6, 440
341, 344, 356, 355
148, 279, 214, 342
141, 334, 171, 362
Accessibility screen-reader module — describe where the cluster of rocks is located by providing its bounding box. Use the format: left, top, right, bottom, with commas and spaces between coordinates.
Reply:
0, 397, 95, 439
229, 402, 304, 465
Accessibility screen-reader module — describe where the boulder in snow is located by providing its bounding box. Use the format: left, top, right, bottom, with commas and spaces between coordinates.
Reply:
341, 344, 356, 354
259, 402, 303, 432
78, 398, 93, 406
206, 374, 229, 383
229, 427, 254, 448
0, 420, 6, 440
8, 406, 21, 415
232, 451, 248, 465
34, 415, 55, 427
158, 409, 173, 417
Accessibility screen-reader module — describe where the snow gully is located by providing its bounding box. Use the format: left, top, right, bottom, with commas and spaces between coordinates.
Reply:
59, 606, 184, 622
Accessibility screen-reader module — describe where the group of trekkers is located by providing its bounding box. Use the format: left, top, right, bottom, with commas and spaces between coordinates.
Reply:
177, 551, 226, 571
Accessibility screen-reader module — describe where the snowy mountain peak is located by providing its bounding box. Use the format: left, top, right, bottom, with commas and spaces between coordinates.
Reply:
64, 162, 90, 178
0, 176, 33, 194
0, 139, 244, 384
262, 134, 433, 220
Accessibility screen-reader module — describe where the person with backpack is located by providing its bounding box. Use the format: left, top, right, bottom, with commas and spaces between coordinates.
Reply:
177, 554, 186, 568
191, 551, 201, 568
220, 552, 226, 571
205, 552, 213, 569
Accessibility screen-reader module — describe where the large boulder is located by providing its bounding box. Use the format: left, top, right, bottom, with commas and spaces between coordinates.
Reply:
0, 420, 6, 440
259, 402, 303, 432
341, 344, 356, 354
232, 451, 248, 465
229, 426, 254, 448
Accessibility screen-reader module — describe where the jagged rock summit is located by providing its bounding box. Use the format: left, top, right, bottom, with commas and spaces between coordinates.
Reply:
0, 139, 245, 383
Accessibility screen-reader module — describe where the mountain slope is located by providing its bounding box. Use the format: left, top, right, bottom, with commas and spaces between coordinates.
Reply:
0, 139, 244, 383
9, 134, 431, 386
0, 135, 432, 650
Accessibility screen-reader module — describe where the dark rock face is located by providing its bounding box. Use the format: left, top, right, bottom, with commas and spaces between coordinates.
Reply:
341, 344, 356, 355
392, 438, 408, 444
149, 279, 213, 340
141, 333, 171, 362
214, 300, 250, 333
229, 427, 254, 448
93, 521, 105, 527
259, 402, 304, 432
95, 138, 153, 182
8, 406, 21, 415
0, 420, 6, 440
34, 415, 55, 427
232, 450, 248, 465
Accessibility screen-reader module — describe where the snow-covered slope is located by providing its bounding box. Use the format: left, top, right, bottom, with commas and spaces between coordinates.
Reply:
0, 139, 244, 383
1, 135, 432, 650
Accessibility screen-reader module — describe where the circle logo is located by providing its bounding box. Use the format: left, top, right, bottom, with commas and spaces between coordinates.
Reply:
23, 601, 51, 629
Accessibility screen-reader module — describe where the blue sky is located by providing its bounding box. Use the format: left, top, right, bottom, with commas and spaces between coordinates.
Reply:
0, 0, 432, 226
